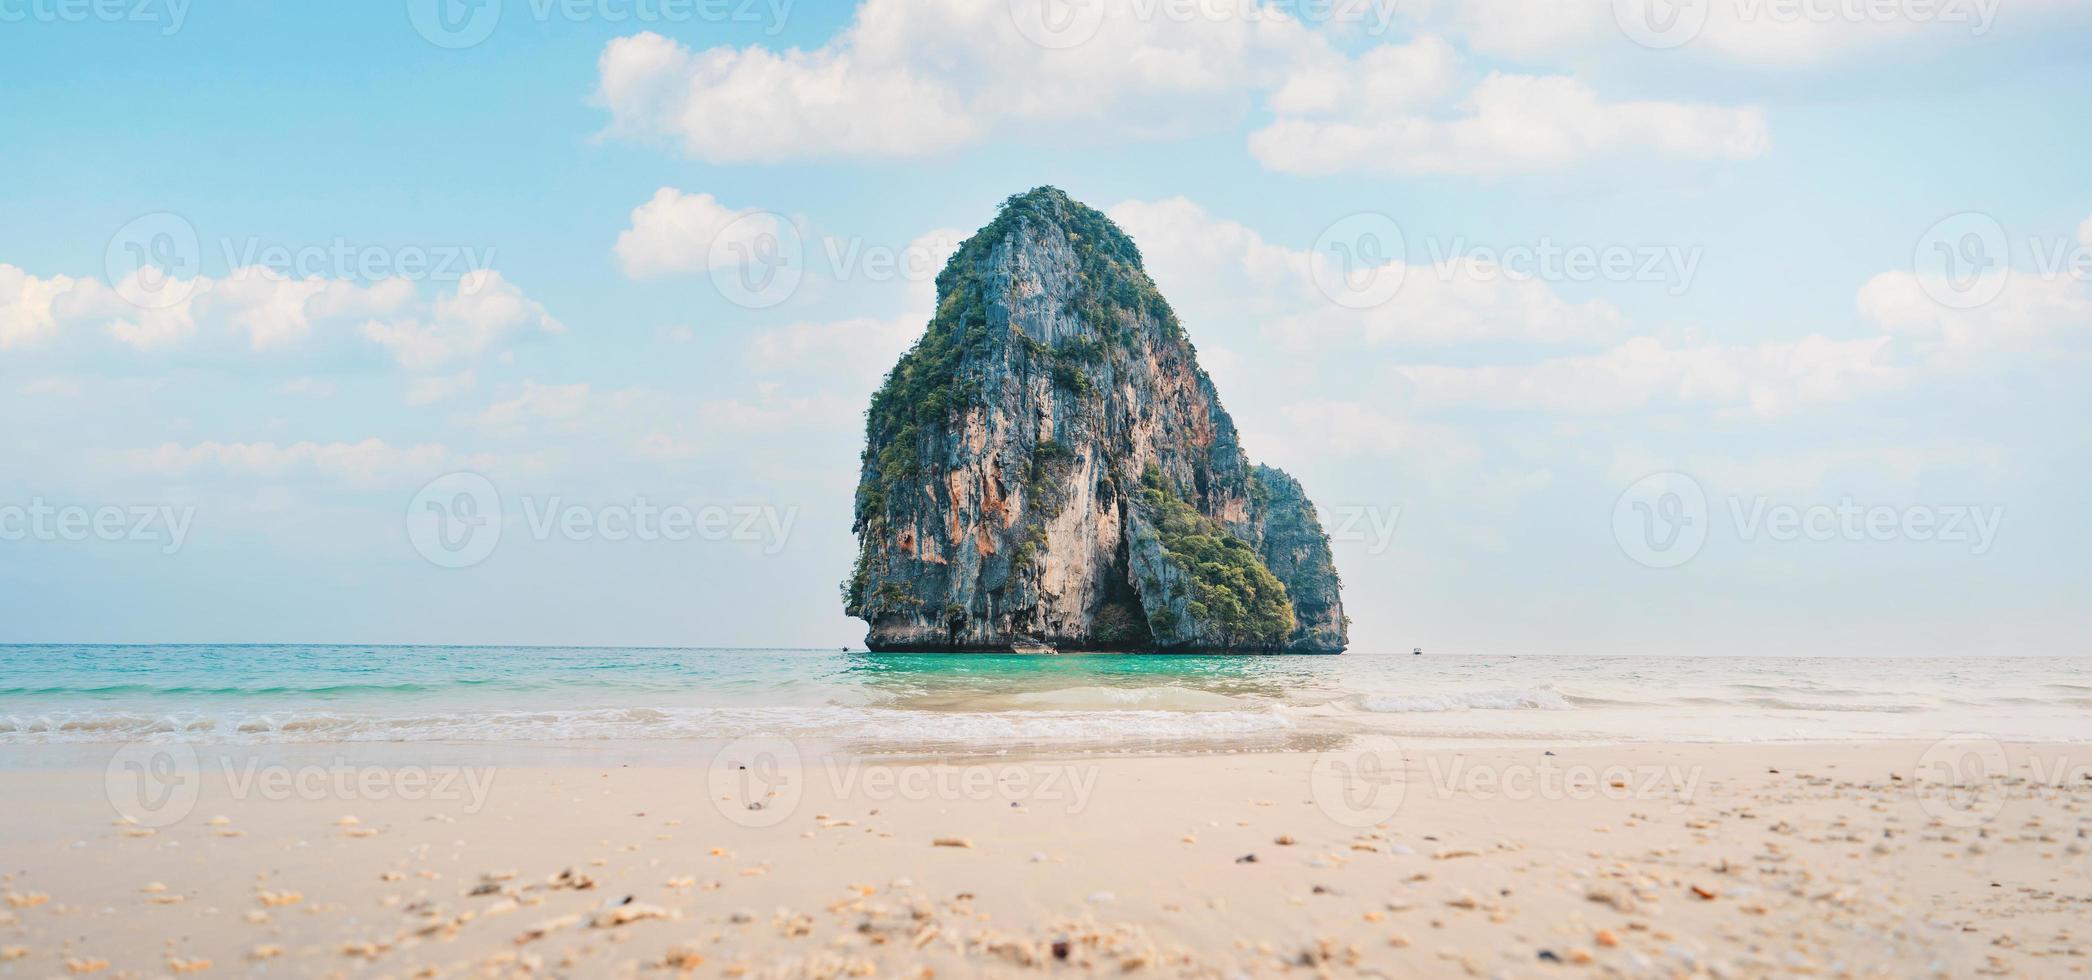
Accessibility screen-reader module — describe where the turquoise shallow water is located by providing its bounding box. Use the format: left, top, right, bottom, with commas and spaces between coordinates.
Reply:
2, 646, 2088, 749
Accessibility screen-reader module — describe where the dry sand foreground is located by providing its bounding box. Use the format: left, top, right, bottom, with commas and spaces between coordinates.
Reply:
1, 740, 2088, 978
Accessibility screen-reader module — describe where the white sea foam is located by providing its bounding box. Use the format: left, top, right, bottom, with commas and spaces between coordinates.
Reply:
1350, 689, 1575, 713
5, 648, 2089, 749
0, 705, 1292, 746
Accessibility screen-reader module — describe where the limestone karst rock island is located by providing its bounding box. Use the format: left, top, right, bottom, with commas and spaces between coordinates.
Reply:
842, 188, 1347, 653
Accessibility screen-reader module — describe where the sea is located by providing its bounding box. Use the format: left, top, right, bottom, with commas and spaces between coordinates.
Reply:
2, 646, 2087, 754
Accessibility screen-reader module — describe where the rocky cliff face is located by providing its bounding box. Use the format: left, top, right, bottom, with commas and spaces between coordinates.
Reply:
842, 187, 1347, 653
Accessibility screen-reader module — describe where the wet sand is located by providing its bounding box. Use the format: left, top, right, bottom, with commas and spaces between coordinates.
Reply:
1, 740, 2087, 977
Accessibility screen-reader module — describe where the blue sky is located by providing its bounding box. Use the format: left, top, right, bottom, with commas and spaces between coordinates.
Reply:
2, 0, 2088, 653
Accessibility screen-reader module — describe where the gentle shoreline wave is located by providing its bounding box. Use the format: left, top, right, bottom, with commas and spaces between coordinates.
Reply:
2, 646, 2086, 748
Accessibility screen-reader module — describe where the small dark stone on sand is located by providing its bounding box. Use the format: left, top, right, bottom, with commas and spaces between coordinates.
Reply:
1538, 950, 1561, 963
1236, 854, 1258, 864
1052, 939, 1070, 960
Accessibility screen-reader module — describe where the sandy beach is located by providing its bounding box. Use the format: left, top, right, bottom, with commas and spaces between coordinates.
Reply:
2, 738, 2087, 977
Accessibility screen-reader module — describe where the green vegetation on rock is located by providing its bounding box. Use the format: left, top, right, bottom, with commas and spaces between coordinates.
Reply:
1139, 465, 1296, 645
856, 187, 1179, 530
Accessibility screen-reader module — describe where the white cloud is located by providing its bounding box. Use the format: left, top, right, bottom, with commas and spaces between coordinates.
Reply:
594, 6, 1769, 178
630, 430, 702, 461
0, 265, 80, 350
594, 30, 978, 161
403, 370, 478, 406
1659, 444, 2004, 497
34, 267, 416, 353
1380, 0, 2077, 67
456, 380, 593, 437
1393, 334, 1905, 418
1856, 268, 2092, 356
748, 315, 920, 378
359, 270, 564, 372
20, 376, 84, 397
698, 382, 861, 435
5, 262, 556, 372
1277, 399, 1436, 454
275, 378, 340, 398
1267, 34, 1460, 117
614, 187, 797, 279
1250, 71, 1768, 177
1109, 196, 1626, 347
120, 438, 455, 487
592, 0, 1329, 162
207, 271, 413, 350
